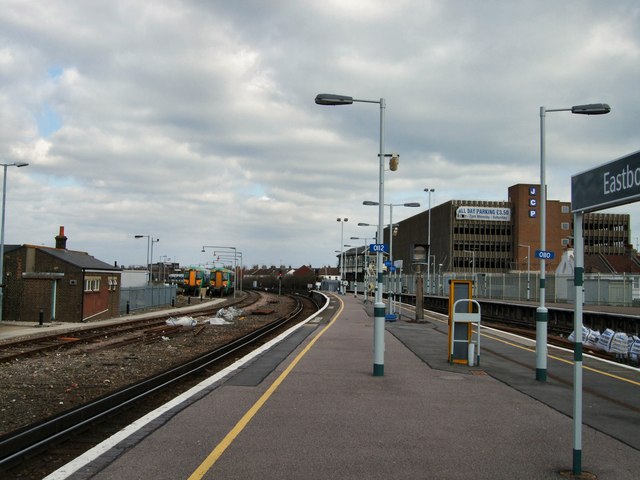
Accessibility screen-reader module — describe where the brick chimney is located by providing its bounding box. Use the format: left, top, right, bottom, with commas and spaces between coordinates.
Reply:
55, 226, 68, 249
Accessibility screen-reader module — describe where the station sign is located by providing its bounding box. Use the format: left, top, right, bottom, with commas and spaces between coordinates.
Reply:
572, 150, 640, 212
535, 250, 555, 260
369, 243, 388, 253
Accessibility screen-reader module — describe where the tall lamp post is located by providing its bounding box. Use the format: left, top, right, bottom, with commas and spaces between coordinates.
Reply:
518, 244, 531, 301
214, 250, 243, 294
0, 161, 29, 321
351, 236, 373, 300
424, 188, 435, 294
337, 218, 348, 294
134, 234, 158, 284
316, 92, 387, 376
363, 201, 420, 317
537, 103, 610, 383
202, 245, 238, 298
150, 238, 159, 282
463, 250, 475, 293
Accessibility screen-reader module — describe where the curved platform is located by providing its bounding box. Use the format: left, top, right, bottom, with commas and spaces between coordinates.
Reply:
46, 293, 639, 480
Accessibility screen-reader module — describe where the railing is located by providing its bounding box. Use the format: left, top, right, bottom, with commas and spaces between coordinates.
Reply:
119, 284, 177, 314
349, 272, 639, 307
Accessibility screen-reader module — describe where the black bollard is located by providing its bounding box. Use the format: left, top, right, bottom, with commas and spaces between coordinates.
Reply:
126, 301, 130, 315
172, 298, 175, 307
39, 308, 44, 326
188, 296, 191, 304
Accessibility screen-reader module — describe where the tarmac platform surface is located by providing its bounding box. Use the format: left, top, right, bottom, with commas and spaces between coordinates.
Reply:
45, 293, 639, 479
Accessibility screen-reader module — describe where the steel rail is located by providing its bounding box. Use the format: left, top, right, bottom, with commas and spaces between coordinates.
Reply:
0, 294, 304, 470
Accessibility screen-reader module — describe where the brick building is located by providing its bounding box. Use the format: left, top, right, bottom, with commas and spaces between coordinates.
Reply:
340, 183, 638, 277
2, 227, 121, 323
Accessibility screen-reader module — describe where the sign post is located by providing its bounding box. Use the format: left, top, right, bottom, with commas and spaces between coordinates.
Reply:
569, 149, 640, 476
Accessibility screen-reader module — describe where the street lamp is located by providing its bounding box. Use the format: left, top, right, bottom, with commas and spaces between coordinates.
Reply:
0, 161, 29, 321
463, 250, 475, 293
424, 188, 435, 294
351, 236, 373, 300
363, 201, 420, 317
518, 244, 531, 301
202, 245, 238, 298
316, 92, 387, 376
214, 250, 243, 294
343, 243, 353, 294
337, 218, 348, 294
134, 235, 158, 284
150, 238, 159, 281
537, 103, 610, 383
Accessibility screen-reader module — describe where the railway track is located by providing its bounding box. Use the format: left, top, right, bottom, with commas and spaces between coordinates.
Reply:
0, 291, 258, 363
0, 291, 317, 478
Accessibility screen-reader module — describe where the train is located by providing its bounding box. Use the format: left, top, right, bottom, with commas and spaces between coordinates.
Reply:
182, 266, 235, 297
208, 267, 235, 296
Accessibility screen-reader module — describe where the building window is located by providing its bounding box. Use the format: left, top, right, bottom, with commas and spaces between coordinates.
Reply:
108, 277, 118, 291
562, 238, 570, 246
84, 278, 100, 292
561, 222, 570, 230
561, 205, 570, 213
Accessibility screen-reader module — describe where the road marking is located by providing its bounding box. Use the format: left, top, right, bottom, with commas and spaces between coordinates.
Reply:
187, 297, 344, 479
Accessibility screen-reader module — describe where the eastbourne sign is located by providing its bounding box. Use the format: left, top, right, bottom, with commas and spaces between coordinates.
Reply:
572, 150, 640, 212
456, 206, 511, 222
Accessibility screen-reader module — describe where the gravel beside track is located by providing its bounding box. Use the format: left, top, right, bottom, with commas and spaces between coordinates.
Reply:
0, 291, 296, 437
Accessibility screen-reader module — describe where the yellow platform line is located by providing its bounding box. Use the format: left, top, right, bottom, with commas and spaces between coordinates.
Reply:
404, 301, 640, 388
188, 296, 344, 479
480, 330, 640, 387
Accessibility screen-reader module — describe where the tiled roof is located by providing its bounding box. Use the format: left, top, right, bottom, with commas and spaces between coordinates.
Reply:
38, 246, 119, 271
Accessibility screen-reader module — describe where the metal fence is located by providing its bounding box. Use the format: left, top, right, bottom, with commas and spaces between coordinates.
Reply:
119, 284, 177, 314
351, 272, 640, 307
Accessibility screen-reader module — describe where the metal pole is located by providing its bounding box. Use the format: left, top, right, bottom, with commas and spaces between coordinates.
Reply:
374, 98, 386, 377
388, 204, 393, 316
338, 218, 347, 295
146, 236, 151, 284
354, 247, 358, 298
0, 165, 8, 322
537, 106, 548, 382
519, 244, 531, 301
427, 192, 431, 294
572, 211, 584, 474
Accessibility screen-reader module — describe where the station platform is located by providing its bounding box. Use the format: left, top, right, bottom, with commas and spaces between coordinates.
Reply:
48, 293, 639, 480
0, 298, 224, 342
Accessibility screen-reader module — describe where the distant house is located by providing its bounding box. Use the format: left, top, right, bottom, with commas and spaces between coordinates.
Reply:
2, 227, 121, 323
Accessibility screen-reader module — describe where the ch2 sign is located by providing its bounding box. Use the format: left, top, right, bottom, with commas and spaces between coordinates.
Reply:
369, 244, 388, 253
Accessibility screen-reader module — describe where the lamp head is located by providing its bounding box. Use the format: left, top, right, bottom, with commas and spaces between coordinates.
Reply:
571, 103, 611, 115
315, 93, 354, 106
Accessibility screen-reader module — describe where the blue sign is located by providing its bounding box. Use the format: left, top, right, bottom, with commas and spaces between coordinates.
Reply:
535, 250, 555, 260
370, 243, 388, 253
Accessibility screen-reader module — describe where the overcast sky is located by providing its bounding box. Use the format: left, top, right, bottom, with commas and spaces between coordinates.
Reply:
1, 1, 639, 269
